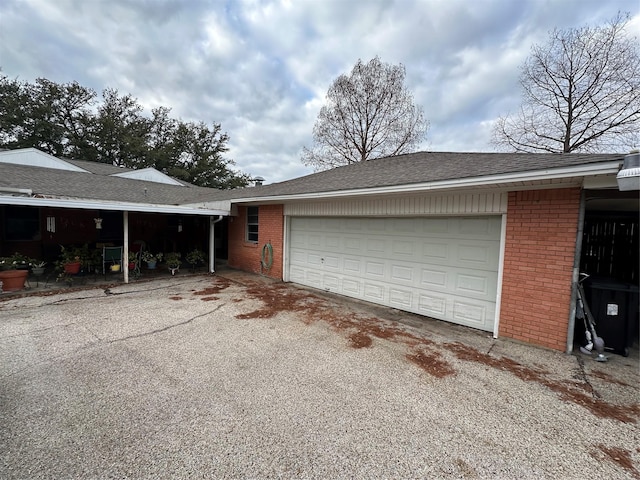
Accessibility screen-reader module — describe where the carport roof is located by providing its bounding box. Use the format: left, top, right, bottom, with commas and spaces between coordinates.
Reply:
209, 151, 625, 202
0, 155, 228, 215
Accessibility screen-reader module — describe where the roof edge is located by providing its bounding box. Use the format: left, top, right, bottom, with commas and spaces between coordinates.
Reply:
229, 161, 622, 204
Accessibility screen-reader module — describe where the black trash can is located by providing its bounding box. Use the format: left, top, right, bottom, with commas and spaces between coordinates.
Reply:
584, 278, 639, 357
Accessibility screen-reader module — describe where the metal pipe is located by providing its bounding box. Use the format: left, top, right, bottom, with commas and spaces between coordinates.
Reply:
209, 215, 224, 273
566, 189, 586, 353
123, 211, 129, 284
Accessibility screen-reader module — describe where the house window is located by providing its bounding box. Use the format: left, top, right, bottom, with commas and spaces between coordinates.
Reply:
4, 206, 40, 241
246, 206, 259, 243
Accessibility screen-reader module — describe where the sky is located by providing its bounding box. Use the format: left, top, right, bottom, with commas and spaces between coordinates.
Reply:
1, 0, 638, 184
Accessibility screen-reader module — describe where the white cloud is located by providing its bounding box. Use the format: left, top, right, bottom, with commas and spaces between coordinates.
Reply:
1, 0, 638, 182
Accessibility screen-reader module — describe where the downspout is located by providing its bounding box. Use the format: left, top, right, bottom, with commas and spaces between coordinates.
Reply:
209, 215, 224, 273
566, 189, 586, 354
123, 211, 129, 284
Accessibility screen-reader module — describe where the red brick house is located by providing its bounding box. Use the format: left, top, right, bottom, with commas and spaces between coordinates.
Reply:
2, 148, 638, 354
210, 152, 638, 353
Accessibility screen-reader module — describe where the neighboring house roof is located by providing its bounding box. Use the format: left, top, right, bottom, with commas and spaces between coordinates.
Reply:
0, 148, 226, 215
209, 151, 625, 203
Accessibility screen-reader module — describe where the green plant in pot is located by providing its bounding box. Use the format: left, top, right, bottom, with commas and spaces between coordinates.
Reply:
185, 248, 206, 271
0, 253, 35, 292
128, 251, 138, 269
31, 261, 47, 276
141, 251, 163, 269
165, 252, 182, 275
57, 245, 83, 274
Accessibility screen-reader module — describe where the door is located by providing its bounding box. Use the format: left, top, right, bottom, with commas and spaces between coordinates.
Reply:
288, 216, 501, 331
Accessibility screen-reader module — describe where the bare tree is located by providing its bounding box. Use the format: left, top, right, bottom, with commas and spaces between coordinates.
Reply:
493, 13, 640, 153
302, 57, 428, 170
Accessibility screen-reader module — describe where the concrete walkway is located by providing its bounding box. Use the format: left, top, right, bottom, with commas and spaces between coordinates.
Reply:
0, 270, 638, 479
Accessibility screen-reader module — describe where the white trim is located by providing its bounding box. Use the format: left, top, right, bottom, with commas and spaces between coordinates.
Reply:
0, 148, 89, 172
0, 195, 228, 216
282, 215, 291, 282
230, 162, 620, 205
493, 213, 508, 339
112, 168, 185, 186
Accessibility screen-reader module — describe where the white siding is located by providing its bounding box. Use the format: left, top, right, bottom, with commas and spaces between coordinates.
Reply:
284, 192, 507, 217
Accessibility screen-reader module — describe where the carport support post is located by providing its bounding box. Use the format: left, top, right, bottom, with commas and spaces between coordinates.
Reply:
209, 215, 223, 273
123, 211, 129, 284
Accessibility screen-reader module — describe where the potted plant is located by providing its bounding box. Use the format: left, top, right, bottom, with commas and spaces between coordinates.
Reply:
165, 252, 182, 276
128, 251, 138, 270
185, 248, 206, 272
57, 245, 82, 274
0, 253, 34, 291
141, 251, 163, 270
31, 261, 47, 277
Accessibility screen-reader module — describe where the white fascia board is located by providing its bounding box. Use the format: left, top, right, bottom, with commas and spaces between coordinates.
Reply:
0, 195, 229, 216
229, 162, 622, 204
182, 200, 232, 210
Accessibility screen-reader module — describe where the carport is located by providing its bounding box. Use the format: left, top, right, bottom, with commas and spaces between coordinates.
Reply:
0, 148, 229, 282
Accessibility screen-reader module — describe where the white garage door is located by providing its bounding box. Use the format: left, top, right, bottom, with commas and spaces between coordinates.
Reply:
288, 216, 501, 332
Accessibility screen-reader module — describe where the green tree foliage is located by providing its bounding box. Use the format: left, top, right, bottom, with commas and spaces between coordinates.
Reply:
0, 74, 250, 188
302, 57, 429, 171
493, 13, 640, 153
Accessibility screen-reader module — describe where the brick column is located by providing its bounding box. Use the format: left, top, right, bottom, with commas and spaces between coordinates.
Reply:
499, 188, 581, 351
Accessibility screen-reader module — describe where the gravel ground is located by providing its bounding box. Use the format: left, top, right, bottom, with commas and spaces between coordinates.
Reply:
0, 271, 638, 479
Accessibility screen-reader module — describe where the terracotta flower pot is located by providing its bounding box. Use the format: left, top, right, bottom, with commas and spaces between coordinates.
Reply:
64, 262, 81, 274
0, 269, 29, 292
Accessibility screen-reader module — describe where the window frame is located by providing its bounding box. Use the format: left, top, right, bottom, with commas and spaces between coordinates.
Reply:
246, 206, 259, 243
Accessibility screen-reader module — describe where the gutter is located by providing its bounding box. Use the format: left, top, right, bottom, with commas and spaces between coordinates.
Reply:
0, 195, 229, 216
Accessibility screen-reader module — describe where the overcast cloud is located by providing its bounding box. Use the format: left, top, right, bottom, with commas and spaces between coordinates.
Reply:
1, 0, 638, 183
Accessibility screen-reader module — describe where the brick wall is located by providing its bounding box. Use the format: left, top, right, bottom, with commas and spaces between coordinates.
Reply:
499, 188, 581, 351
227, 205, 284, 280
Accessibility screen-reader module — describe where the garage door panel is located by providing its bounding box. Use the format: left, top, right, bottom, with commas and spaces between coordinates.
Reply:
307, 253, 323, 266
389, 288, 413, 309
418, 293, 447, 316
456, 273, 491, 296
322, 255, 340, 269
343, 258, 362, 274
392, 239, 417, 256
420, 268, 448, 288
344, 237, 361, 252
363, 282, 385, 302
322, 275, 340, 291
452, 300, 493, 326
342, 278, 361, 295
457, 242, 499, 269
422, 242, 449, 261
391, 264, 414, 283
289, 216, 500, 332
365, 261, 385, 278
366, 238, 387, 254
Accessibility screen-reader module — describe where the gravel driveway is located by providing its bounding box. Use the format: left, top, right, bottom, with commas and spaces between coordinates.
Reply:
1, 271, 638, 479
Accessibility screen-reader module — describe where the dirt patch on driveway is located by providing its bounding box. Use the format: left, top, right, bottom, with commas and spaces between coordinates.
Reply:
224, 275, 640, 425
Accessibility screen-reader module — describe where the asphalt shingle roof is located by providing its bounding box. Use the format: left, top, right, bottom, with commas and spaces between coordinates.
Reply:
214, 151, 625, 200
0, 151, 625, 206
0, 163, 218, 205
